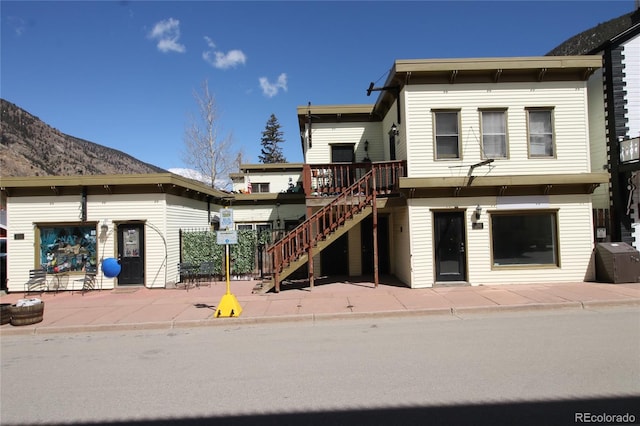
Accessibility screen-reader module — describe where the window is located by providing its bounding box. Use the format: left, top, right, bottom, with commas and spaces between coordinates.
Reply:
435, 111, 460, 159
491, 212, 558, 266
527, 109, 554, 157
38, 224, 98, 273
481, 110, 507, 159
331, 145, 355, 163
253, 183, 270, 193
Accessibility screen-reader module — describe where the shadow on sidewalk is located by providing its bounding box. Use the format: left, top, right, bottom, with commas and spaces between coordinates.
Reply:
14, 395, 639, 426
278, 274, 409, 292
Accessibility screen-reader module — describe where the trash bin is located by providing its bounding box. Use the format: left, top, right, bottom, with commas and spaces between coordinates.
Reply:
595, 242, 640, 283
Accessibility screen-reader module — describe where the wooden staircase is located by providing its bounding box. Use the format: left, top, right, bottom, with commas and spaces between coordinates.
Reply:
257, 161, 406, 293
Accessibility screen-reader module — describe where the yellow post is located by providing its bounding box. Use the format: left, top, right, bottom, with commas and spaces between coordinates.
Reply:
215, 245, 242, 317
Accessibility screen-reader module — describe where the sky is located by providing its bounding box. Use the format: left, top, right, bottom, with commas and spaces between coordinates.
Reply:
1, 0, 637, 174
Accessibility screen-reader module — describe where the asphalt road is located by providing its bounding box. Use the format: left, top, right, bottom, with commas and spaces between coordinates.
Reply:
1, 308, 639, 426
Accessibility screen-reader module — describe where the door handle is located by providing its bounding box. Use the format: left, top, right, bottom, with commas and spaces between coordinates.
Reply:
459, 242, 465, 254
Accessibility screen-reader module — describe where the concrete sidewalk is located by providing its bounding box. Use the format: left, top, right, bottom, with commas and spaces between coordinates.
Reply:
1, 277, 639, 335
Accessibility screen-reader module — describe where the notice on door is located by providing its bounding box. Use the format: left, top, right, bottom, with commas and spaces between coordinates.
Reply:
124, 229, 140, 257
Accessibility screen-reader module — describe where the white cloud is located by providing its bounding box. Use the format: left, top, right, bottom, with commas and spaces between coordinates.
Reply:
148, 18, 185, 53
259, 73, 288, 98
202, 36, 247, 69
8, 16, 26, 36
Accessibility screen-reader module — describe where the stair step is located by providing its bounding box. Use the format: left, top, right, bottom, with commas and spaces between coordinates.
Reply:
252, 279, 275, 294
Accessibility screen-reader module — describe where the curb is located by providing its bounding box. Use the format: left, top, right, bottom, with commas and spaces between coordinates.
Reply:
452, 301, 584, 316
582, 299, 640, 309
1, 299, 639, 336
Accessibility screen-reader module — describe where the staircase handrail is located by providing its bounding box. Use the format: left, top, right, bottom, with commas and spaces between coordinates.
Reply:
267, 170, 374, 272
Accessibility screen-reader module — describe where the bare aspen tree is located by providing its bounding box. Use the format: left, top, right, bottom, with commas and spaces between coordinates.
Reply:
182, 79, 238, 190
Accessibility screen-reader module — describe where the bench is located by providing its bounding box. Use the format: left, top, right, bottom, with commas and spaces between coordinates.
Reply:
24, 269, 48, 296
74, 268, 98, 295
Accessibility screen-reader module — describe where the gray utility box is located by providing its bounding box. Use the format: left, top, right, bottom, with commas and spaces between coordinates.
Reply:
595, 242, 640, 283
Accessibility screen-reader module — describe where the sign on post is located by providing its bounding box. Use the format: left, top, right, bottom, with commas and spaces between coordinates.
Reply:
220, 208, 234, 230
216, 230, 238, 245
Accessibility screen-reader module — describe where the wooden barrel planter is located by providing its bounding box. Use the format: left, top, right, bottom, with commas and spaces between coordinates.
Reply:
10, 302, 45, 326
0, 303, 11, 325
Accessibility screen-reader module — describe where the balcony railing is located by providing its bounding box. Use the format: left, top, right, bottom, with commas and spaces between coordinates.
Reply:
303, 160, 406, 197
266, 161, 406, 292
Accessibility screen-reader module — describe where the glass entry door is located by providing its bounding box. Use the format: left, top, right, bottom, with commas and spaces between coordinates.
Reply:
117, 223, 145, 285
434, 212, 467, 282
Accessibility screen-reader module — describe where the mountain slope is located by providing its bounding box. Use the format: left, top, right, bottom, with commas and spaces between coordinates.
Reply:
0, 99, 166, 177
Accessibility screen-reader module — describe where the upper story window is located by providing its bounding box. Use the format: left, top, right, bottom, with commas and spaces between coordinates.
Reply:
481, 110, 508, 159
253, 183, 270, 193
434, 111, 460, 159
527, 108, 555, 157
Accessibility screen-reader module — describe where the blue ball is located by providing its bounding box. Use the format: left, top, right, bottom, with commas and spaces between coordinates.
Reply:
102, 258, 121, 278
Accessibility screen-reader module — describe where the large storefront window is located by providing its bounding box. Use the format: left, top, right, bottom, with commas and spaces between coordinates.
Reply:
39, 224, 98, 273
491, 212, 558, 266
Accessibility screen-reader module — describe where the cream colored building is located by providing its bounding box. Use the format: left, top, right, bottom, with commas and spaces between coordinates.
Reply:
279, 56, 609, 289
2, 174, 228, 292
1, 56, 611, 292
229, 163, 306, 235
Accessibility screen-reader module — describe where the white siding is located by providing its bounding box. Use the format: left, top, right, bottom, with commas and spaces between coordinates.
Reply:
383, 100, 406, 162
407, 201, 433, 288
232, 171, 303, 193
404, 81, 592, 178
232, 204, 305, 228
623, 33, 640, 139
166, 194, 211, 285
6, 192, 217, 292
6, 194, 170, 291
7, 195, 83, 292
406, 195, 595, 288
305, 122, 382, 164
391, 206, 411, 285
90, 194, 167, 289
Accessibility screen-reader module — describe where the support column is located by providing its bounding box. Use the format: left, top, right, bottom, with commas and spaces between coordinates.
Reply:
372, 171, 379, 288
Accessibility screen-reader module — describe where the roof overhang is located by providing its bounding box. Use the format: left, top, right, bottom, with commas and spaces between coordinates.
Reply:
230, 192, 305, 206
297, 104, 376, 129
0, 173, 231, 202
373, 55, 603, 120
238, 163, 305, 173
399, 172, 609, 198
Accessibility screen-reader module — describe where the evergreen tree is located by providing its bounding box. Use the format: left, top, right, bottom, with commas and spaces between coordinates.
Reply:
258, 114, 286, 163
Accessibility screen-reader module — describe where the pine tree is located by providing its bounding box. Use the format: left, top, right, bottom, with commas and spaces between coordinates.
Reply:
258, 114, 286, 163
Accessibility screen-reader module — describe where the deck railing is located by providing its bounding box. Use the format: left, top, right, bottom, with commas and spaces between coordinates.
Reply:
267, 161, 406, 291
302, 160, 406, 197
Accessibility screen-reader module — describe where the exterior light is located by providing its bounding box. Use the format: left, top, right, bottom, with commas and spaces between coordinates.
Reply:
475, 205, 482, 220
364, 140, 369, 152
391, 123, 399, 137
